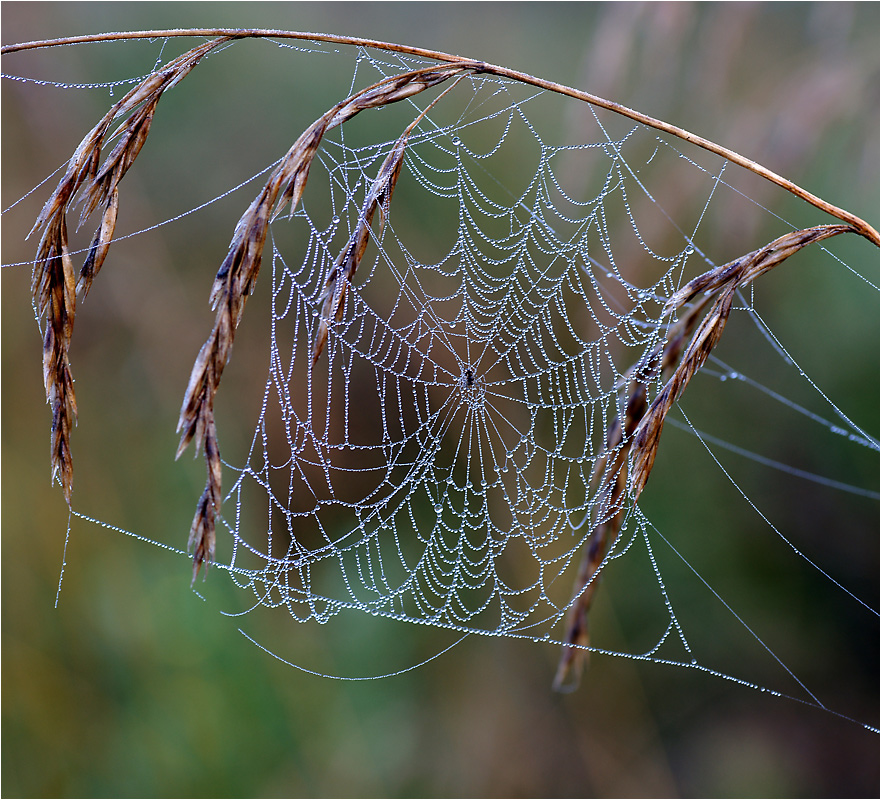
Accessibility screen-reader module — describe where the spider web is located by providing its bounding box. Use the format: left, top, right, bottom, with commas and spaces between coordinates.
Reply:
3, 37, 877, 729
185, 46, 878, 711
228, 62, 679, 633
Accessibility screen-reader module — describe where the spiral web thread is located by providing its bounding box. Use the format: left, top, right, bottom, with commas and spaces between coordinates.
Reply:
200, 47, 877, 691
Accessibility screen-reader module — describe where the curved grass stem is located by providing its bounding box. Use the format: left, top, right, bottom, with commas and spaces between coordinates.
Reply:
3, 28, 878, 246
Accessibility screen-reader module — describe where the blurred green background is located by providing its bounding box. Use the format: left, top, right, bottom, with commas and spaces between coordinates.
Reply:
2, 3, 878, 797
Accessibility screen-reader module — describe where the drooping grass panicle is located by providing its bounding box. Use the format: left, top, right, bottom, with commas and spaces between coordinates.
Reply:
629, 224, 856, 498
28, 37, 230, 502
553, 296, 708, 690
554, 223, 859, 689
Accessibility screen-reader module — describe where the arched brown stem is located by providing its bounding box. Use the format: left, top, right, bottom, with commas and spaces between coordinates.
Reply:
3, 28, 878, 246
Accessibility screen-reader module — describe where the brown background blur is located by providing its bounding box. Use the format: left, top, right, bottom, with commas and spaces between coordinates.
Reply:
3, 3, 878, 797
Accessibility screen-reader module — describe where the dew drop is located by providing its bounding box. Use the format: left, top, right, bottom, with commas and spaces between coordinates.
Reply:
433, 503, 443, 514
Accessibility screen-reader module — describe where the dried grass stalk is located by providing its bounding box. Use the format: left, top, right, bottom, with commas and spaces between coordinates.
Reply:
29, 37, 230, 501
8, 30, 877, 246
177, 64, 474, 581
554, 223, 858, 689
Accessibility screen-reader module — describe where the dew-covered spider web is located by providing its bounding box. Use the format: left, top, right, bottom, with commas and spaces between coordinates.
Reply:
3, 35, 878, 730
204, 45, 878, 713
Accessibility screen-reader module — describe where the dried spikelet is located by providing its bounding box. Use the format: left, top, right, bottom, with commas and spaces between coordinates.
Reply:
29, 37, 229, 501
79, 189, 119, 299
178, 65, 473, 580
311, 123, 410, 365
552, 410, 633, 691
31, 211, 76, 503
662, 224, 854, 315
311, 72, 467, 365
553, 302, 704, 690
629, 223, 854, 497
326, 64, 472, 130
33, 216, 78, 502
185, 414, 223, 585
554, 223, 856, 689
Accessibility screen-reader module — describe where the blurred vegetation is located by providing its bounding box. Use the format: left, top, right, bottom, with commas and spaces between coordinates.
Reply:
2, 3, 878, 797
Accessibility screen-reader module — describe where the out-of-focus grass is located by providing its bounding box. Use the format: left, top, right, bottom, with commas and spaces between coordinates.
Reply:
2, 3, 878, 797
